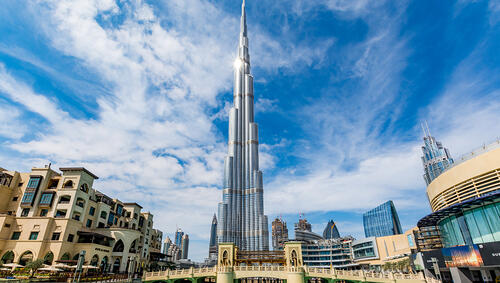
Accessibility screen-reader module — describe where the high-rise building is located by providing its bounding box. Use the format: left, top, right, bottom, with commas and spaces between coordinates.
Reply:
294, 218, 312, 232
175, 228, 184, 247
208, 214, 218, 259
163, 236, 172, 255
421, 123, 454, 185
271, 217, 288, 250
363, 200, 402, 238
181, 234, 189, 259
323, 220, 341, 239
217, 0, 269, 251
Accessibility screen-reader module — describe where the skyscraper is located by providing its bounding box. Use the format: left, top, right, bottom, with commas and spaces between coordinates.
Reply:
175, 228, 184, 247
209, 214, 218, 258
323, 220, 340, 239
294, 218, 312, 232
163, 236, 172, 255
363, 200, 403, 238
421, 122, 454, 185
181, 234, 189, 259
217, 0, 269, 251
272, 217, 288, 250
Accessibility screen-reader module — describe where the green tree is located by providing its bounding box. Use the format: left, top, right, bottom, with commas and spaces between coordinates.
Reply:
25, 259, 44, 278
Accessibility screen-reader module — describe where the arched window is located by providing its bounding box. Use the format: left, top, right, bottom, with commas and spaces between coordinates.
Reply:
112, 258, 120, 273
43, 252, 54, 265
59, 195, 71, 204
73, 253, 80, 260
222, 250, 228, 266
100, 256, 109, 271
80, 184, 89, 193
63, 180, 73, 188
72, 212, 81, 221
60, 252, 70, 261
113, 240, 124, 252
19, 251, 33, 265
76, 197, 85, 208
290, 250, 298, 267
129, 239, 138, 253
1, 251, 14, 264
90, 255, 99, 266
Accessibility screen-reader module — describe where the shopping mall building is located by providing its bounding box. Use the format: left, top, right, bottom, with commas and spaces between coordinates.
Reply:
417, 140, 500, 282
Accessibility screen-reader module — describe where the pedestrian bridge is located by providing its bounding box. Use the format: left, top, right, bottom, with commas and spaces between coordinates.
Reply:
143, 242, 439, 283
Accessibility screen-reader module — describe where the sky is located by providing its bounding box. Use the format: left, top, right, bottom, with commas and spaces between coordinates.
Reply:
0, 0, 499, 262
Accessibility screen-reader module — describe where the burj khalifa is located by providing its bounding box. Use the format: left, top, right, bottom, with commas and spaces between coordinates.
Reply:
217, 0, 269, 251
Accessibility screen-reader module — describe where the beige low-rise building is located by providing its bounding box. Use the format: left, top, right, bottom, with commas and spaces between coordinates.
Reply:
0, 165, 164, 273
352, 228, 417, 268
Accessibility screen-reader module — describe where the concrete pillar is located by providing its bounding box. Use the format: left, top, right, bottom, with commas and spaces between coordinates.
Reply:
216, 269, 234, 283
287, 269, 304, 283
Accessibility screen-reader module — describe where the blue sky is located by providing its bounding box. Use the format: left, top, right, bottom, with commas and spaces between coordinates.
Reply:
0, 0, 499, 261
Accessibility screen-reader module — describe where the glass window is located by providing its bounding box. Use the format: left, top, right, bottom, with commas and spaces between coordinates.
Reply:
11, 232, 21, 240
86, 219, 92, 228
100, 211, 107, 219
89, 207, 95, 216
51, 233, 60, 240
39, 192, 54, 206
67, 234, 74, 242
27, 177, 41, 188
12, 196, 18, 201
29, 232, 39, 240
484, 202, 500, 241
21, 208, 30, 217
40, 209, 48, 217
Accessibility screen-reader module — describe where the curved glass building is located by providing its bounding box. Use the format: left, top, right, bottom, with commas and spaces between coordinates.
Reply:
363, 201, 402, 238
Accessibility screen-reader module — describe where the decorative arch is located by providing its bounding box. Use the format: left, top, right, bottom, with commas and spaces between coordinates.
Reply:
73, 253, 80, 260
290, 250, 298, 267
1, 251, 14, 264
43, 252, 54, 265
129, 239, 139, 253
222, 250, 228, 266
63, 180, 73, 188
113, 239, 124, 253
100, 256, 109, 271
60, 252, 70, 261
18, 251, 34, 265
90, 254, 99, 266
75, 197, 85, 208
80, 183, 89, 193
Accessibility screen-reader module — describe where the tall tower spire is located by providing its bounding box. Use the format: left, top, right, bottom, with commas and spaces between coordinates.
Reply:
217, 0, 269, 251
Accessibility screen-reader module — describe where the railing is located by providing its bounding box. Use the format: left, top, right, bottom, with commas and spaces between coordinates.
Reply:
144, 267, 435, 283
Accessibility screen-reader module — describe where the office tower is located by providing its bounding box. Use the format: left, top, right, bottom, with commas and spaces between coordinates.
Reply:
181, 234, 189, 259
208, 214, 218, 258
272, 217, 289, 250
363, 200, 403, 238
217, 0, 269, 251
323, 220, 340, 239
163, 237, 172, 255
421, 122, 454, 185
175, 228, 184, 247
294, 218, 312, 232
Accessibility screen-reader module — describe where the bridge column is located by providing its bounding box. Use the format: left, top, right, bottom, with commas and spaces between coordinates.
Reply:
216, 268, 234, 283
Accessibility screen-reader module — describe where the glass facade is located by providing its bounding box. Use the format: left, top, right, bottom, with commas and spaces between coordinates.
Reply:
363, 200, 403, 237
420, 126, 454, 185
439, 200, 500, 247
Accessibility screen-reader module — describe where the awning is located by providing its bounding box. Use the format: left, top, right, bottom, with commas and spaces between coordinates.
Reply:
417, 190, 500, 227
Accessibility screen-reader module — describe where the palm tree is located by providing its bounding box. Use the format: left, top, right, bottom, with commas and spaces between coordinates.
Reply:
25, 259, 44, 278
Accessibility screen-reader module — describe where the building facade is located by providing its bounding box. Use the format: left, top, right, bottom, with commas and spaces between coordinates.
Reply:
363, 200, 403, 238
0, 166, 162, 273
323, 220, 340, 239
174, 228, 184, 248
418, 140, 500, 282
271, 217, 288, 250
181, 234, 189, 260
421, 124, 454, 186
301, 237, 354, 268
208, 214, 217, 259
294, 218, 312, 232
217, 0, 269, 251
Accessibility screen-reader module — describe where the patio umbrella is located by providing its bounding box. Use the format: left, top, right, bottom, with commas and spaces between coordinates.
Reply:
0, 267, 11, 271
3, 263, 24, 272
53, 263, 72, 269
82, 265, 99, 269
39, 266, 63, 272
